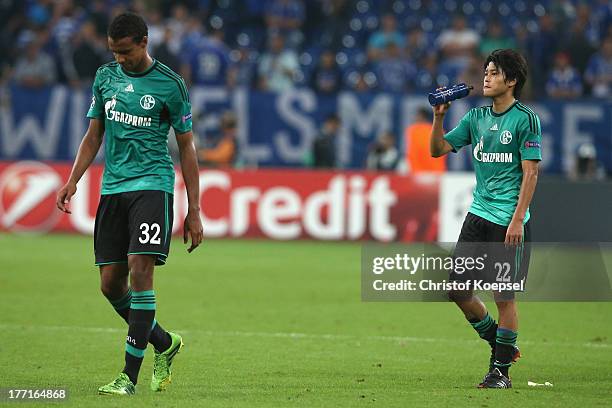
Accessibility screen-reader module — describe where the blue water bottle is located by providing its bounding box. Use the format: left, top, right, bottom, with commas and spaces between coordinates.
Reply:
428, 83, 474, 106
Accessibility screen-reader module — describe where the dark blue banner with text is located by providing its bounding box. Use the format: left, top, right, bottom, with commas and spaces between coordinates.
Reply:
1, 85, 610, 174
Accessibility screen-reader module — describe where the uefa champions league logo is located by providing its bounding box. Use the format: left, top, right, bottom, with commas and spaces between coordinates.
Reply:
140, 95, 155, 110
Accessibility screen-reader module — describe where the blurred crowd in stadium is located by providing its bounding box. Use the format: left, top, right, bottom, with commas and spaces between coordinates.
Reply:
0, 0, 610, 178
1, 0, 611, 98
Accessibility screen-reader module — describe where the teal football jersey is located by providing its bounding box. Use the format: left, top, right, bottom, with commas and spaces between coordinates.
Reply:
87, 60, 192, 195
444, 101, 542, 226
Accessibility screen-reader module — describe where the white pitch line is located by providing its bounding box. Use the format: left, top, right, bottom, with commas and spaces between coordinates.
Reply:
1, 323, 610, 349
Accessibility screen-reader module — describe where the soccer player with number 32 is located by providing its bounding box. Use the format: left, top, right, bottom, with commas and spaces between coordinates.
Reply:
56, 12, 203, 396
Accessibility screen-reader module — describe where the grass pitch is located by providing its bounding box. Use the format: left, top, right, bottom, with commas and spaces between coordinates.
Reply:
1, 233, 611, 407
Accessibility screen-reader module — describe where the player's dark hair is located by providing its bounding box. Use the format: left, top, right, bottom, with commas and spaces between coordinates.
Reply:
108, 12, 148, 43
484, 49, 528, 98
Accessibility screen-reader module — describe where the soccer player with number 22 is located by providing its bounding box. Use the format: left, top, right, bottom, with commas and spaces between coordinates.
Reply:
56, 12, 203, 396
430, 49, 542, 388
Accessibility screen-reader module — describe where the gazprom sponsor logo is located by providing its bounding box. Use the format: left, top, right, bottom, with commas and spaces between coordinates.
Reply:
473, 136, 513, 163
104, 95, 152, 127
479, 152, 513, 162
107, 110, 152, 127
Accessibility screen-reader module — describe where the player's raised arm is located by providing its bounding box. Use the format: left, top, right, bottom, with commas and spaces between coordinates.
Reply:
430, 101, 454, 157
56, 118, 105, 213
176, 131, 204, 252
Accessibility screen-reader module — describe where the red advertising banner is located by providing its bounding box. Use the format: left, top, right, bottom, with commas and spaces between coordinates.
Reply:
0, 161, 439, 242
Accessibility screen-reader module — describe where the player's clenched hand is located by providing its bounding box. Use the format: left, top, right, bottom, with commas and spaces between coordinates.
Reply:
56, 181, 77, 214
184, 209, 203, 253
505, 220, 523, 247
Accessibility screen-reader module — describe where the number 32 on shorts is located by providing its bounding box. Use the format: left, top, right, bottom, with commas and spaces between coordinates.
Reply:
139, 222, 161, 245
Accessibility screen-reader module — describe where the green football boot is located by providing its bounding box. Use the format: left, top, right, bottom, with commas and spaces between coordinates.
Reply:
98, 372, 135, 396
151, 332, 184, 391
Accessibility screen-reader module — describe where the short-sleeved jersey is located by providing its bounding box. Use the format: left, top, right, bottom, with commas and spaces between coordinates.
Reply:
87, 60, 192, 195
444, 101, 542, 226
